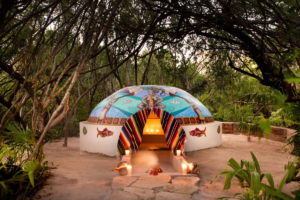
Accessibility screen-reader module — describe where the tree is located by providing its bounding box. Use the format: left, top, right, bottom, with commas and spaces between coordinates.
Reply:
141, 0, 300, 101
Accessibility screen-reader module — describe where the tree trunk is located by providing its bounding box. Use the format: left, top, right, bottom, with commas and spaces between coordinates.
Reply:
125, 59, 131, 86
141, 41, 155, 85
134, 54, 138, 85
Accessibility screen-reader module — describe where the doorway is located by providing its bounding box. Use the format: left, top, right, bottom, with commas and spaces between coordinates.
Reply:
117, 108, 186, 157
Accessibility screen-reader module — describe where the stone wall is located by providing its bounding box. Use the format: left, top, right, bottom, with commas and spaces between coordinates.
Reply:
222, 122, 296, 143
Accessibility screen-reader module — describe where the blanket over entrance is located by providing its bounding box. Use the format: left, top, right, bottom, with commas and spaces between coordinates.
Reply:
117, 108, 186, 157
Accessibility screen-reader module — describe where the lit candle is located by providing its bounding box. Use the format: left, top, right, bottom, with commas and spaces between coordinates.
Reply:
125, 150, 130, 156
156, 129, 159, 133
181, 163, 187, 175
151, 129, 153, 132
177, 150, 181, 157
182, 163, 187, 175
127, 165, 132, 176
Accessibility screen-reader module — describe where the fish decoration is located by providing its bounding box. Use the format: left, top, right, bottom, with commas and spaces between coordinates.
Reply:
97, 128, 113, 138
189, 127, 206, 137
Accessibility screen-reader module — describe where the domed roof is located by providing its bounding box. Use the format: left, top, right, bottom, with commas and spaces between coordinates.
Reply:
88, 85, 213, 125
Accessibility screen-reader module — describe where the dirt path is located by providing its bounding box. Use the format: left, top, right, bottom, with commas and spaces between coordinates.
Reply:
34, 135, 298, 200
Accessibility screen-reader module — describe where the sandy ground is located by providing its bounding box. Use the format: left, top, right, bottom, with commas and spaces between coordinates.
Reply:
34, 134, 298, 200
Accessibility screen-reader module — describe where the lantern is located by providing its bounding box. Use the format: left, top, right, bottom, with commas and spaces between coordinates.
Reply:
143, 111, 164, 135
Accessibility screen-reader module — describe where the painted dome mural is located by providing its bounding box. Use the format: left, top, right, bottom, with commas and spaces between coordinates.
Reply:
88, 85, 213, 125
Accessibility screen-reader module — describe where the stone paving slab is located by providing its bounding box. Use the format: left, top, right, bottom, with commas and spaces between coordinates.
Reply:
171, 176, 200, 186
110, 175, 200, 199
111, 176, 138, 190
155, 191, 191, 200
124, 187, 155, 200
131, 175, 172, 189
109, 190, 139, 200
163, 184, 199, 195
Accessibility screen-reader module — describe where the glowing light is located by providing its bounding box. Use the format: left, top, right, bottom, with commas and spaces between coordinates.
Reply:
177, 150, 181, 157
125, 150, 130, 156
143, 111, 164, 135
127, 165, 132, 176
182, 163, 187, 175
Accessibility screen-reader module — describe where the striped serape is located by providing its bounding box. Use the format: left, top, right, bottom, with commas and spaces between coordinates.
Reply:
117, 108, 186, 157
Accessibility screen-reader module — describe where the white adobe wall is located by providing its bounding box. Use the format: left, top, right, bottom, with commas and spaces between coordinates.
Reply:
182, 121, 222, 152
79, 121, 121, 156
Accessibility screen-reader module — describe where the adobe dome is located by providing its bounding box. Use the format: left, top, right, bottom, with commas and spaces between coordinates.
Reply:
88, 85, 213, 125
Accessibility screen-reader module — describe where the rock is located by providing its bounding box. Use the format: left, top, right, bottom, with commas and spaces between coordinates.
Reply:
124, 187, 155, 200
163, 184, 199, 195
171, 177, 200, 185
155, 191, 191, 200
111, 176, 138, 190
109, 190, 139, 200
131, 175, 172, 189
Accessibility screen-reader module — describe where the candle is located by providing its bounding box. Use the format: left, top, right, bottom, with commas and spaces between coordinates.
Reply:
127, 165, 132, 176
182, 163, 187, 175
177, 150, 181, 157
125, 150, 130, 156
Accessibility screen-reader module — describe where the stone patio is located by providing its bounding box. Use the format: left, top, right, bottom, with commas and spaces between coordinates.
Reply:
109, 175, 200, 200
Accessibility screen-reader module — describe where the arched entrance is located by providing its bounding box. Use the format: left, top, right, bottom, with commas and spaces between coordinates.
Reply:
117, 108, 186, 157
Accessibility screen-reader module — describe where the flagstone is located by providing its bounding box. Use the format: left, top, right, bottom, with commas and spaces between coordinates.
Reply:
131, 175, 172, 189
111, 176, 138, 190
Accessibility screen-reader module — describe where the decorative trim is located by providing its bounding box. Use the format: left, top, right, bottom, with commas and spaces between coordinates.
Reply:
190, 118, 196, 124
88, 116, 98, 123
176, 117, 214, 125
113, 118, 119, 124
120, 118, 127, 125
177, 118, 183, 124
106, 118, 113, 124
183, 118, 190, 124
88, 116, 214, 126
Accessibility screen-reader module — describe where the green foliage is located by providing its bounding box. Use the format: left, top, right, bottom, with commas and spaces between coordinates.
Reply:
23, 159, 40, 187
212, 152, 294, 200
238, 122, 262, 137
259, 114, 271, 135
287, 129, 300, 156
0, 123, 49, 199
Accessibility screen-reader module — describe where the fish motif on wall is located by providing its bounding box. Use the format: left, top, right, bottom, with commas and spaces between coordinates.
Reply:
189, 127, 206, 137
97, 128, 114, 138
